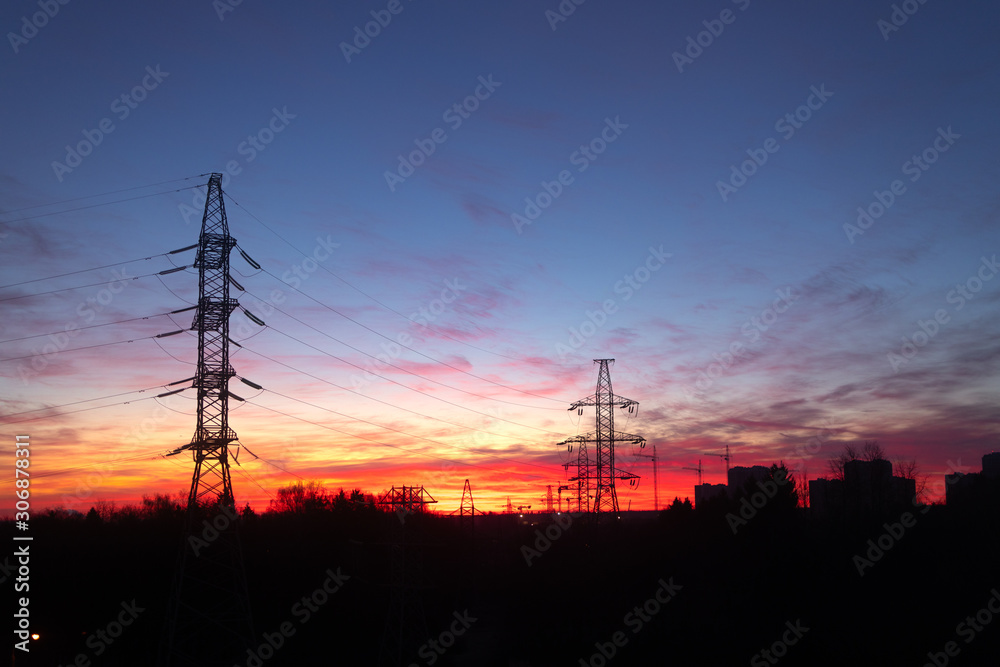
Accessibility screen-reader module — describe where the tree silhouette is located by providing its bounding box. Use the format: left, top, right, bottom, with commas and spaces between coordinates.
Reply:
828, 440, 886, 480
667, 496, 693, 512
893, 457, 927, 501
767, 462, 799, 512
267, 480, 332, 514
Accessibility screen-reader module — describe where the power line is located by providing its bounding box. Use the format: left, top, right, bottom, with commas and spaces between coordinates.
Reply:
0, 334, 159, 363
232, 466, 278, 502
0, 311, 177, 345
26, 448, 168, 480
236, 342, 528, 441
0, 267, 185, 303
153, 336, 197, 365
0, 174, 207, 216
0, 184, 205, 224
243, 397, 548, 480
1, 394, 161, 425
251, 263, 567, 406
0, 251, 180, 290
0, 384, 169, 420
255, 382, 559, 473
237, 339, 565, 437
239, 446, 307, 483
224, 192, 573, 382
156, 274, 197, 305
240, 288, 563, 411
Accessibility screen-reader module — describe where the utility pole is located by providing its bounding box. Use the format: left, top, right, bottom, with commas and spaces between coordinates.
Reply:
558, 359, 644, 515
161, 173, 254, 666
377, 486, 435, 666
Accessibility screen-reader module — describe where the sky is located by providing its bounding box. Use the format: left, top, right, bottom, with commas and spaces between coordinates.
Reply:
2, 0, 999, 516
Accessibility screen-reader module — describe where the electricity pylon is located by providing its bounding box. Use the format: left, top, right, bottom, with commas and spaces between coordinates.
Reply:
459, 479, 475, 532
558, 359, 644, 514
161, 173, 254, 666
378, 486, 435, 666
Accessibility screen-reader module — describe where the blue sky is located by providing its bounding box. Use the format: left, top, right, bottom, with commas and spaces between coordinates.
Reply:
2, 0, 999, 514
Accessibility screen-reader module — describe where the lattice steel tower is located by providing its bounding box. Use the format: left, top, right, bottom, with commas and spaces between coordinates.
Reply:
559, 359, 644, 514
458, 479, 475, 532
162, 172, 254, 666
184, 172, 240, 508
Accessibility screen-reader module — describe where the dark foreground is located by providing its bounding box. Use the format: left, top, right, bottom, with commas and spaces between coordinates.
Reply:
4, 499, 1000, 666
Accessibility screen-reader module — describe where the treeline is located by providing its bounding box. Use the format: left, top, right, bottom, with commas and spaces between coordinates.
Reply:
42, 482, 381, 524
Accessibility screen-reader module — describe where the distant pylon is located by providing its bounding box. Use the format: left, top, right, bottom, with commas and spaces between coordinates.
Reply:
459, 479, 475, 532
558, 359, 644, 514
376, 485, 438, 518
378, 485, 435, 666
161, 173, 254, 666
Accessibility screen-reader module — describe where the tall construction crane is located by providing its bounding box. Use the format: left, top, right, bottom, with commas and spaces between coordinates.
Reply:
557, 485, 572, 513
633, 444, 659, 511
706, 444, 732, 476
681, 460, 703, 485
